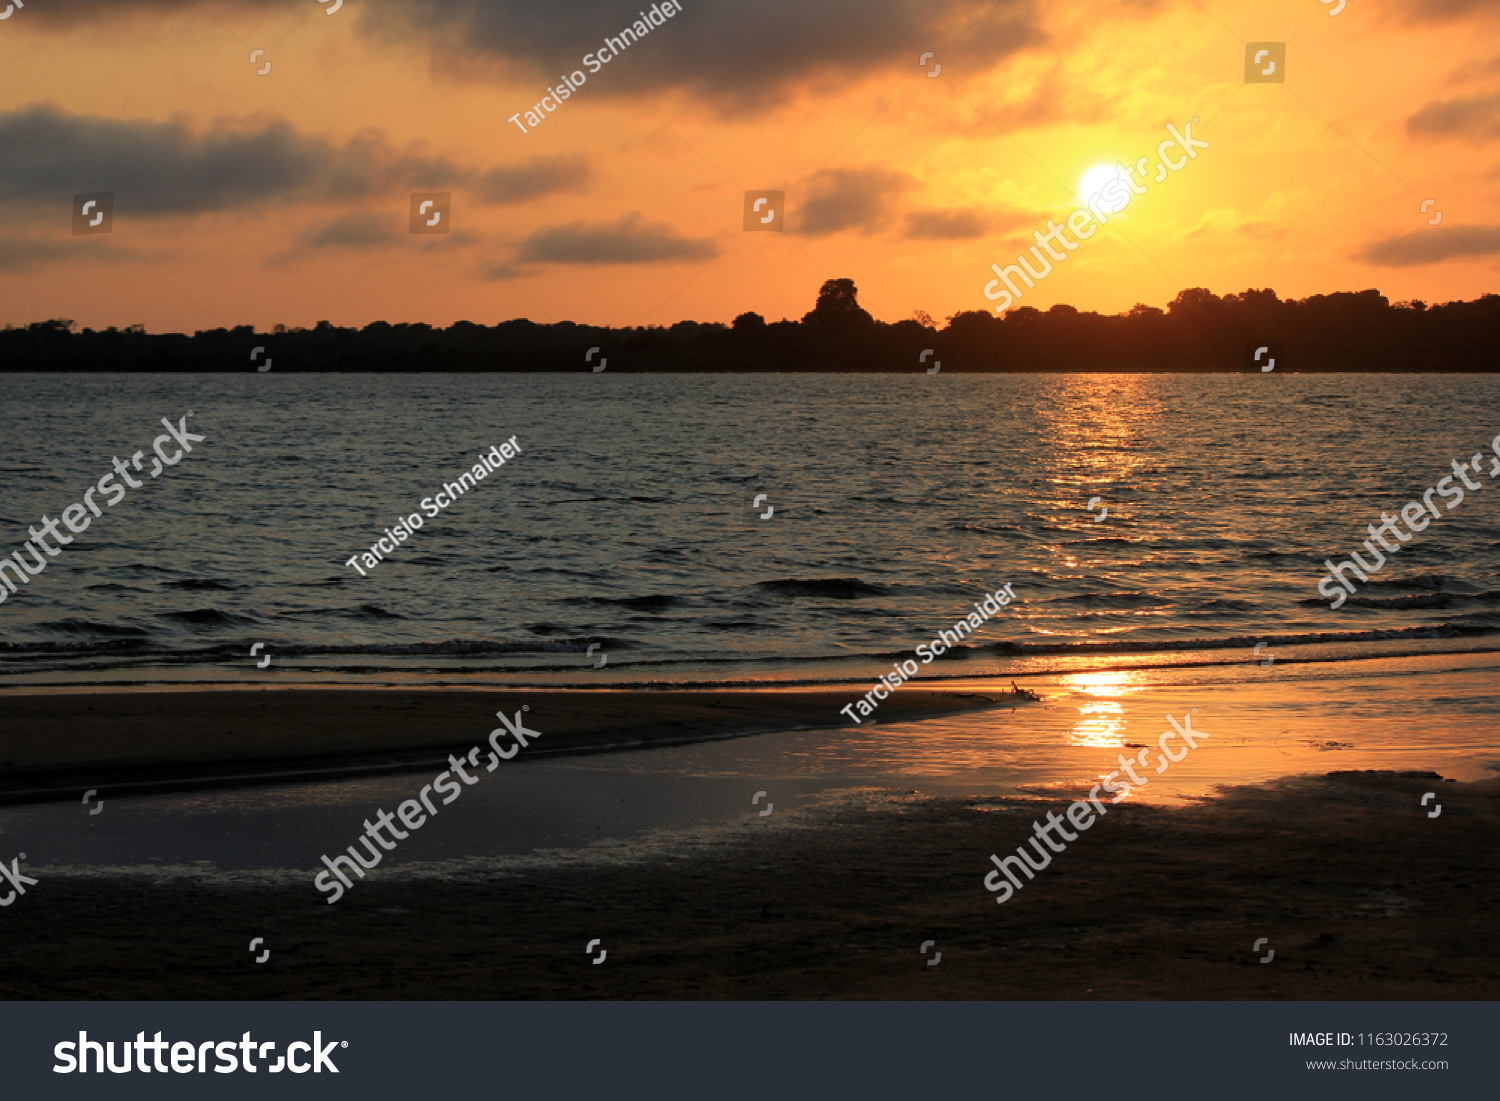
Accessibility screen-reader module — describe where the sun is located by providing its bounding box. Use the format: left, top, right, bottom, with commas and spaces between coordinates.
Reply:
1079, 164, 1128, 214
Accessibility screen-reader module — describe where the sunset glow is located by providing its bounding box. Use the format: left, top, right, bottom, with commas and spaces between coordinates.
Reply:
2, 0, 1497, 333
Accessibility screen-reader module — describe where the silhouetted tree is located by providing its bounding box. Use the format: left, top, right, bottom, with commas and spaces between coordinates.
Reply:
801, 278, 874, 329
4, 280, 1498, 373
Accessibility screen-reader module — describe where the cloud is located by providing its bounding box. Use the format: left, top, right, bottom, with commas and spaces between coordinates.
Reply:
338, 133, 475, 194
0, 232, 140, 271
10, 1, 1045, 111
515, 211, 716, 264
1353, 225, 1500, 266
266, 211, 403, 265
6, 0, 297, 23
97, 0, 1030, 111
794, 167, 912, 236
479, 261, 536, 281
0, 106, 595, 225
0, 236, 67, 271
1442, 53, 1500, 87
0, 106, 444, 212
379, 0, 1041, 107
901, 209, 992, 239
303, 212, 401, 249
1406, 92, 1500, 141
0, 105, 336, 213
476, 155, 594, 204
1395, 0, 1499, 23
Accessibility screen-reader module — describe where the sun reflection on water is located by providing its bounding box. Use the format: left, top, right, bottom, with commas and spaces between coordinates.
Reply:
1062, 670, 1150, 748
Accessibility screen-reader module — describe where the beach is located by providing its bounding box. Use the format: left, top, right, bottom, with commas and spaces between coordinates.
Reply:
2, 768, 1494, 1000
0, 685, 1007, 802
0, 654, 1496, 999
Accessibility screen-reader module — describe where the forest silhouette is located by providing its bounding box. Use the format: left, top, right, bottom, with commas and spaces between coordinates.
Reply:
3, 279, 1496, 372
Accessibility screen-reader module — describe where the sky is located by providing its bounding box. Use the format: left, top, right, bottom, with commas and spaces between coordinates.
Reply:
1, 0, 1498, 333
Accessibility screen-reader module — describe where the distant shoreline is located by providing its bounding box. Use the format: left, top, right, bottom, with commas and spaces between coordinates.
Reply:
5, 280, 1497, 372
5, 366, 1497, 373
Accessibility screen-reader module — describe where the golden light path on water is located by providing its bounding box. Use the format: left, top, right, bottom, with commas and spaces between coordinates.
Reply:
1062, 670, 1145, 748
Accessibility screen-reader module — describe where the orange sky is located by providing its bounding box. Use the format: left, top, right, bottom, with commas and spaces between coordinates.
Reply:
1, 0, 1497, 333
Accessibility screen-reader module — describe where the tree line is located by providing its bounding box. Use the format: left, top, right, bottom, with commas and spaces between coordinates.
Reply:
3, 279, 1496, 372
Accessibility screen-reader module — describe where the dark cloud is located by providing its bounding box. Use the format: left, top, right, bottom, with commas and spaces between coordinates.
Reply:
265, 212, 396, 265
479, 260, 535, 281
0, 105, 331, 213
373, 0, 1040, 107
6, 0, 297, 22
1406, 92, 1500, 141
476, 155, 594, 204
0, 233, 137, 271
901, 209, 990, 239
267, 210, 483, 264
0, 106, 441, 212
794, 167, 911, 236
266, 211, 402, 265
303, 211, 401, 248
1353, 225, 1500, 266
0, 236, 67, 271
343, 134, 474, 193
0, 106, 591, 218
515, 211, 716, 264
15, 0, 1042, 109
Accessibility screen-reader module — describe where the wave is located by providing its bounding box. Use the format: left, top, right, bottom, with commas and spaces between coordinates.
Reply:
755, 578, 889, 598
1362, 573, 1464, 591
161, 579, 241, 591
357, 604, 405, 620
271, 637, 637, 656
1297, 588, 1500, 608
110, 562, 179, 574
1048, 591, 1167, 606
1342, 594, 1455, 609
6, 615, 1496, 669
35, 619, 151, 638
566, 593, 680, 611
982, 623, 1493, 656
0, 637, 150, 653
281, 605, 406, 621
157, 609, 257, 627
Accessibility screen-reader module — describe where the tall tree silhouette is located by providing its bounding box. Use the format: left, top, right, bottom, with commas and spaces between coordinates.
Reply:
801, 278, 875, 329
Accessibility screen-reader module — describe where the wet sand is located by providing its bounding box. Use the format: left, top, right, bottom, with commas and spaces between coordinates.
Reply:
0, 686, 1010, 803
3, 770, 1495, 1000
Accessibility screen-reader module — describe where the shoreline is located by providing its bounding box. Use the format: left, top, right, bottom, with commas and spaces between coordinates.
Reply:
6, 635, 1498, 696
0, 685, 1018, 805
